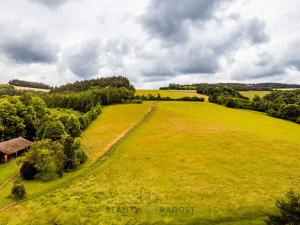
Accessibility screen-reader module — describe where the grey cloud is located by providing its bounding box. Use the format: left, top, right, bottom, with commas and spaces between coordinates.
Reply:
243, 18, 269, 44
255, 52, 274, 67
178, 48, 219, 74
142, 63, 175, 77
231, 61, 286, 80
139, 44, 220, 77
286, 41, 300, 70
30, 0, 69, 9
64, 38, 130, 78
0, 28, 59, 64
140, 0, 232, 43
65, 40, 101, 78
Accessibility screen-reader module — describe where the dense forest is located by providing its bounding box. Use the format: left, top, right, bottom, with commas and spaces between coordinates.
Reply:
43, 87, 135, 112
161, 83, 300, 91
9, 79, 51, 89
51, 76, 135, 93
196, 84, 300, 124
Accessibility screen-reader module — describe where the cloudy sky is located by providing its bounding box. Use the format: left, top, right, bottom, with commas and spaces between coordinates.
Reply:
0, 0, 300, 88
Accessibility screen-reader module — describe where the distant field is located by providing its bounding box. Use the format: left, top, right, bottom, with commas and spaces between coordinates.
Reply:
136, 89, 208, 100
273, 88, 300, 91
2, 102, 300, 224
12, 86, 50, 92
240, 91, 271, 99
0, 84, 13, 90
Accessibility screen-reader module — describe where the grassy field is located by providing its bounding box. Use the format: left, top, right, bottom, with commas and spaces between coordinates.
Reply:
0, 102, 152, 209
136, 89, 208, 100
273, 88, 300, 91
0, 161, 19, 186
0, 84, 13, 90
1, 102, 300, 224
239, 91, 271, 99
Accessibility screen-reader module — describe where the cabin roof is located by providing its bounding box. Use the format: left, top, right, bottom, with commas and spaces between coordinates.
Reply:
0, 137, 32, 155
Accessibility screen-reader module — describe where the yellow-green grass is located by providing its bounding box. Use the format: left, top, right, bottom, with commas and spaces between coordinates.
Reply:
273, 88, 300, 91
1, 102, 300, 224
240, 91, 271, 99
136, 89, 208, 100
0, 102, 152, 209
0, 161, 19, 186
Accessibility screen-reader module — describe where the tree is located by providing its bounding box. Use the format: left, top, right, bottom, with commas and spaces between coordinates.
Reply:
253, 95, 261, 101
266, 190, 300, 225
63, 136, 87, 170
20, 162, 38, 180
59, 114, 81, 137
20, 140, 65, 181
0, 99, 26, 141
42, 121, 66, 141
11, 179, 26, 199
278, 104, 300, 121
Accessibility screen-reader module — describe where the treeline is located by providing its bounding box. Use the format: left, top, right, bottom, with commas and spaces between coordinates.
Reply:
43, 87, 135, 112
197, 84, 247, 99
51, 76, 134, 93
160, 83, 197, 90
135, 93, 205, 102
161, 83, 300, 91
9, 79, 51, 89
0, 94, 101, 142
197, 85, 300, 124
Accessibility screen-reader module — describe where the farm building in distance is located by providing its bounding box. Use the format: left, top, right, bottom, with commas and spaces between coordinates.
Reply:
0, 137, 32, 163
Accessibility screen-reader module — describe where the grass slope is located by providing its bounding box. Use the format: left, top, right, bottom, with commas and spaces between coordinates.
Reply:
0, 102, 152, 210
0, 161, 19, 186
1, 102, 300, 225
136, 89, 208, 100
239, 91, 271, 99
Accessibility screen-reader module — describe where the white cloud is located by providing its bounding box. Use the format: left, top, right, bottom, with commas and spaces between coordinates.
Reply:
0, 0, 299, 88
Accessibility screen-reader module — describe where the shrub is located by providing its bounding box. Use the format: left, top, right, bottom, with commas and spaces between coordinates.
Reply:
266, 190, 300, 225
20, 162, 38, 180
11, 179, 26, 199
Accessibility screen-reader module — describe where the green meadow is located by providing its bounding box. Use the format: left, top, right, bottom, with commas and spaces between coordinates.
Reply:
0, 161, 18, 187
136, 89, 208, 100
1, 101, 300, 225
239, 91, 271, 99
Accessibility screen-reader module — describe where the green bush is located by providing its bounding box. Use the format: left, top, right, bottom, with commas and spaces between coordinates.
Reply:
11, 179, 26, 199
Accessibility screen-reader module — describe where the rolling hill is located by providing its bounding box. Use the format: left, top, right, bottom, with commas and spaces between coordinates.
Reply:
1, 101, 300, 225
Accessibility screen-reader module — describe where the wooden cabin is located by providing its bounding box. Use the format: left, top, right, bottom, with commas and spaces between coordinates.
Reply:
0, 137, 32, 163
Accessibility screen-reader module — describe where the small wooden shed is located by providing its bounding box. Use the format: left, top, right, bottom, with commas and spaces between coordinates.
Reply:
0, 137, 32, 163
